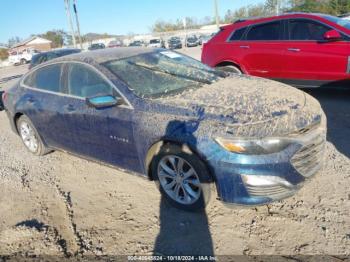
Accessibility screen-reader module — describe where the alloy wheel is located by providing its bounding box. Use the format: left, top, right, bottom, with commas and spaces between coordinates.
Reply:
157, 155, 201, 205
20, 121, 39, 153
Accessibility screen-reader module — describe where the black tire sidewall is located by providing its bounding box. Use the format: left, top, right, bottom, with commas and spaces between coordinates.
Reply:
151, 144, 212, 212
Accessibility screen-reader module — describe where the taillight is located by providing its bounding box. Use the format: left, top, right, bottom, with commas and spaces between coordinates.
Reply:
1, 91, 7, 106
2, 91, 7, 102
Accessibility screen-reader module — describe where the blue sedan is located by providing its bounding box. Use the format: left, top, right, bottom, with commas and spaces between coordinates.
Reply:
2, 48, 327, 210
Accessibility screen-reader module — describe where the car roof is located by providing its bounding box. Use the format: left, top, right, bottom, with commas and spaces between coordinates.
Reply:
34, 48, 80, 56
54, 47, 155, 64
224, 12, 332, 29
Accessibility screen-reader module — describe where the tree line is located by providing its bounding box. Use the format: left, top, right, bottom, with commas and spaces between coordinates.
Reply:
152, 0, 350, 32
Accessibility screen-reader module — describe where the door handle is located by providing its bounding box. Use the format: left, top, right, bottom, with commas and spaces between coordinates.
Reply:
288, 48, 301, 52
26, 97, 35, 104
240, 45, 250, 49
63, 104, 75, 113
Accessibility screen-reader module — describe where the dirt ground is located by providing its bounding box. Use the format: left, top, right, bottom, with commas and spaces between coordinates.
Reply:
0, 47, 349, 260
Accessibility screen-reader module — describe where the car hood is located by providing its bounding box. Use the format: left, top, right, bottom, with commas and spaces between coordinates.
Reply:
154, 76, 323, 137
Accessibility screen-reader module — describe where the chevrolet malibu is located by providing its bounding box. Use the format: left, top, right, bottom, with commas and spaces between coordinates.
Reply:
2, 48, 327, 211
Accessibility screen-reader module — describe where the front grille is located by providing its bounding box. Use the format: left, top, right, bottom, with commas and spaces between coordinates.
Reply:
291, 134, 325, 178
246, 185, 295, 199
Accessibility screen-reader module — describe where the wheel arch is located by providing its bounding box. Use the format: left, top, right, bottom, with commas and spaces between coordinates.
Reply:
13, 112, 24, 134
215, 60, 245, 73
145, 139, 216, 183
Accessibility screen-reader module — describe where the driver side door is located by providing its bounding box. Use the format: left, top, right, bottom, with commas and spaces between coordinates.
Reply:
282, 18, 349, 86
61, 62, 140, 171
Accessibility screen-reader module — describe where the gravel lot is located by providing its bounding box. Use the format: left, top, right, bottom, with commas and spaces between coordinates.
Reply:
0, 47, 349, 259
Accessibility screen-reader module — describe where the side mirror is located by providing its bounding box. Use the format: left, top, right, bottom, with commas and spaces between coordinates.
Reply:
86, 95, 123, 109
323, 30, 342, 42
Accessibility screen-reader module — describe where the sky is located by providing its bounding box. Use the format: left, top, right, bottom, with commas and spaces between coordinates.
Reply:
0, 0, 263, 44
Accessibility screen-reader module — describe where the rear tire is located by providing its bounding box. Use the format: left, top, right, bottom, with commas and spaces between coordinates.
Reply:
17, 115, 51, 156
220, 65, 242, 75
151, 144, 212, 211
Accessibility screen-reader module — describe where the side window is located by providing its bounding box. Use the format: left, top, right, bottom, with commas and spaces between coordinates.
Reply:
229, 27, 247, 41
24, 64, 62, 93
289, 19, 331, 41
246, 21, 282, 41
67, 63, 114, 98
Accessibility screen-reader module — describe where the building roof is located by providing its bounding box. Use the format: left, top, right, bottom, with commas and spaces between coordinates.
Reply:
11, 36, 52, 48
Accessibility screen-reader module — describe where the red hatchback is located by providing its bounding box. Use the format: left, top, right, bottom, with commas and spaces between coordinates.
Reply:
202, 13, 350, 88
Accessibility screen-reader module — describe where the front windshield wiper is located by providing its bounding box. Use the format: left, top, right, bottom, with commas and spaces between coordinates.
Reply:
172, 61, 229, 78
127, 61, 212, 84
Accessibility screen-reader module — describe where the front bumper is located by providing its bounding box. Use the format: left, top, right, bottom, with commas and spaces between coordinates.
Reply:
201, 126, 326, 205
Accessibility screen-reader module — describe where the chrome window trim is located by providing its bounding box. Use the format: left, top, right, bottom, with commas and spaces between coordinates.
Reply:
226, 17, 350, 43
227, 20, 283, 43
20, 60, 134, 110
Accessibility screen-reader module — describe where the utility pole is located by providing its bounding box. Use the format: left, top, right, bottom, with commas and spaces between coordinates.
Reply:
73, 0, 83, 49
214, 0, 220, 30
64, 0, 76, 47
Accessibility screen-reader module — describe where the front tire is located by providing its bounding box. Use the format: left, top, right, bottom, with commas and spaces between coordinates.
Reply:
151, 144, 212, 211
20, 59, 27, 65
17, 115, 50, 156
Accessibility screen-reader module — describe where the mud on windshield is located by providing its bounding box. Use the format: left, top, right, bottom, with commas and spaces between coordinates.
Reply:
103, 51, 227, 98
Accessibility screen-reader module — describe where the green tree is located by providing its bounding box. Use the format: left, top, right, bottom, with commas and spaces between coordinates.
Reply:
329, 0, 350, 15
0, 48, 8, 60
39, 30, 66, 48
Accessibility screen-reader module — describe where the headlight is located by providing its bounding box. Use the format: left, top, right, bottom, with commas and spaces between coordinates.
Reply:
215, 137, 291, 155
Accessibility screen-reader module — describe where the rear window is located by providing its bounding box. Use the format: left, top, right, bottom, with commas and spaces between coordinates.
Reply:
150, 39, 160, 44
24, 64, 62, 93
229, 27, 247, 41
246, 21, 282, 40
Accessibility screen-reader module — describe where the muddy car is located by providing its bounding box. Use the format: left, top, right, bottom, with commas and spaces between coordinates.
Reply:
2, 48, 327, 211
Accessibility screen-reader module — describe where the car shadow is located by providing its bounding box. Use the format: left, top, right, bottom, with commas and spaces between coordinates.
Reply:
153, 107, 214, 256
305, 88, 350, 158
153, 198, 214, 256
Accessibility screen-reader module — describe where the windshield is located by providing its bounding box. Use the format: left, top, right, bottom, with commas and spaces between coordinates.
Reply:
150, 39, 160, 44
104, 50, 226, 98
321, 15, 350, 30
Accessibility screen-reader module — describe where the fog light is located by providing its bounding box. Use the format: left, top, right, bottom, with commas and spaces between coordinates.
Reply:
241, 174, 293, 188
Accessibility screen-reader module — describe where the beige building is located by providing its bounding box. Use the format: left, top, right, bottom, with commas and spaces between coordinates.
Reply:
10, 36, 52, 53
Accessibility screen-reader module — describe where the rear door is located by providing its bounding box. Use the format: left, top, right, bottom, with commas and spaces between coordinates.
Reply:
237, 20, 287, 78
282, 18, 350, 86
21, 63, 77, 150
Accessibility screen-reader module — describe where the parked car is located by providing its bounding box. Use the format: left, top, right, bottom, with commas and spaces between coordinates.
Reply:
186, 35, 199, 47
202, 13, 350, 87
8, 49, 39, 65
108, 40, 122, 48
129, 41, 144, 47
148, 38, 163, 48
88, 43, 106, 51
200, 34, 215, 45
29, 48, 81, 69
168, 37, 182, 49
2, 48, 326, 210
